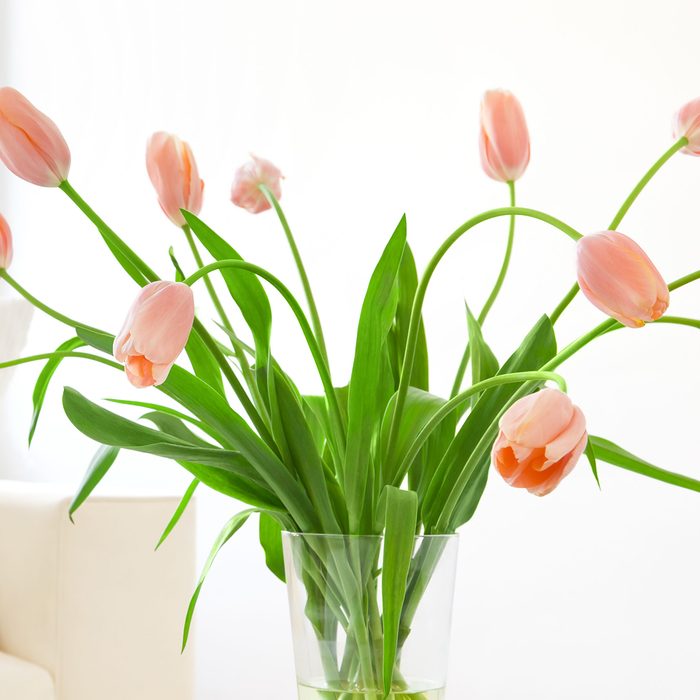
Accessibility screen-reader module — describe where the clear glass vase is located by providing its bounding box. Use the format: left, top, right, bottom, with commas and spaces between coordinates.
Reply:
282, 532, 459, 699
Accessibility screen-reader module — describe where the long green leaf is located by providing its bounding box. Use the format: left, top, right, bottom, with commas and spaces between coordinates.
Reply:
156, 478, 199, 550
182, 509, 255, 650
344, 216, 407, 532
259, 511, 286, 582
381, 487, 418, 696
466, 304, 499, 407
589, 435, 700, 493
185, 330, 224, 396
423, 315, 556, 531
69, 444, 120, 520
29, 336, 85, 445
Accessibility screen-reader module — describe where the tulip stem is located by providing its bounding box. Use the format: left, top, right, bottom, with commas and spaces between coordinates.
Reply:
550, 282, 580, 324
0, 269, 104, 335
609, 136, 688, 231
184, 260, 346, 455
59, 180, 159, 286
0, 351, 122, 373
450, 181, 516, 398
386, 206, 582, 467
181, 225, 261, 401
258, 184, 330, 367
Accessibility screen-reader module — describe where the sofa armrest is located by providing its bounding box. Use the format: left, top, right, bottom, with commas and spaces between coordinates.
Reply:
0, 480, 195, 700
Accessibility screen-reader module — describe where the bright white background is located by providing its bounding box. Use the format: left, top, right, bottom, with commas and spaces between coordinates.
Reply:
1, 1, 699, 698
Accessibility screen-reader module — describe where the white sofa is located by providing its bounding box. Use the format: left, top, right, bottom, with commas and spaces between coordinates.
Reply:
0, 480, 196, 700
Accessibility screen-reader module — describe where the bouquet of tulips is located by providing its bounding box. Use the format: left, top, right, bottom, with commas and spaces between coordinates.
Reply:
1, 85, 699, 695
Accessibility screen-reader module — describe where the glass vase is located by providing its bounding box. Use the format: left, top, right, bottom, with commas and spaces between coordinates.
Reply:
282, 532, 459, 699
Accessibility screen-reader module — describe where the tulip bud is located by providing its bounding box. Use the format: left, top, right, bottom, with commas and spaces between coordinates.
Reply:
146, 132, 204, 227
230, 154, 283, 214
0, 213, 12, 269
673, 97, 700, 155
577, 231, 669, 328
113, 281, 195, 388
0, 87, 71, 187
479, 89, 530, 183
492, 388, 587, 496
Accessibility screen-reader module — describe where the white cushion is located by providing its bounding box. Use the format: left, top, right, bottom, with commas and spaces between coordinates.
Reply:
0, 652, 54, 700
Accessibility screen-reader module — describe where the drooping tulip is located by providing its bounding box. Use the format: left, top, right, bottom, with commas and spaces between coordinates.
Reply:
146, 132, 204, 227
0, 87, 71, 187
492, 388, 587, 497
113, 281, 195, 388
577, 231, 669, 328
673, 97, 700, 155
479, 89, 530, 182
230, 154, 283, 214
0, 213, 12, 269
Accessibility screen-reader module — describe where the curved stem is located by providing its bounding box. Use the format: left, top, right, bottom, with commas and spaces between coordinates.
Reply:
0, 351, 122, 372
450, 182, 516, 398
669, 269, 700, 291
185, 260, 345, 453
609, 136, 688, 230
387, 206, 582, 464
259, 184, 330, 366
0, 269, 104, 335
60, 180, 159, 285
182, 225, 261, 405
395, 370, 566, 487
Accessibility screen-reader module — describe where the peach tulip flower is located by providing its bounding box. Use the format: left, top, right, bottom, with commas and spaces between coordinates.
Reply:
673, 97, 700, 155
230, 154, 283, 214
0, 87, 71, 187
492, 388, 587, 497
577, 231, 669, 328
479, 89, 530, 182
146, 132, 204, 227
0, 213, 12, 269
113, 281, 195, 388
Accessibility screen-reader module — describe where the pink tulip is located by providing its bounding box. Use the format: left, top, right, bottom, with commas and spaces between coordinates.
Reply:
0, 213, 12, 269
146, 132, 204, 227
479, 89, 530, 182
492, 388, 587, 497
230, 154, 283, 214
673, 97, 700, 155
113, 281, 195, 388
0, 87, 71, 187
577, 231, 669, 328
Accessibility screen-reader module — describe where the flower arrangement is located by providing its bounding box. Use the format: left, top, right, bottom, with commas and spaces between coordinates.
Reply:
1, 85, 699, 696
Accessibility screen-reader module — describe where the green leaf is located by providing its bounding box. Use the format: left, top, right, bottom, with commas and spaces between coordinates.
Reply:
29, 336, 85, 445
589, 435, 700, 493
69, 444, 120, 520
344, 215, 407, 532
182, 509, 255, 650
259, 511, 286, 582
389, 243, 428, 391
585, 439, 601, 489
77, 327, 115, 354
168, 246, 186, 282
381, 486, 418, 697
423, 315, 557, 531
184, 329, 224, 396
466, 304, 499, 407
156, 478, 199, 550
182, 211, 272, 365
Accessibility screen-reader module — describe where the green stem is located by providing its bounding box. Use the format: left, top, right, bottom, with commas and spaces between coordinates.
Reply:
0, 269, 104, 335
182, 225, 263, 409
387, 206, 582, 465
450, 182, 516, 398
59, 180, 159, 285
394, 370, 566, 487
669, 269, 700, 291
259, 184, 330, 366
0, 351, 122, 372
609, 136, 688, 230
184, 260, 346, 454
549, 282, 580, 325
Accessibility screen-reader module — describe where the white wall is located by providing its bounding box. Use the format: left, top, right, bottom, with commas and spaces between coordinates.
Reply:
2, 0, 700, 698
